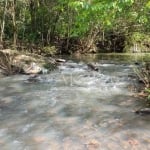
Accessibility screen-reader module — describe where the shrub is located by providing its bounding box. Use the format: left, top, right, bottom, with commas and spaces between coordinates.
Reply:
134, 62, 150, 100
134, 62, 150, 88
42, 46, 57, 56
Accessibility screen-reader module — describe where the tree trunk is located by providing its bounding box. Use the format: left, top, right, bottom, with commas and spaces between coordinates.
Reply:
30, 0, 37, 34
0, 0, 8, 46
12, 0, 17, 49
66, 3, 71, 52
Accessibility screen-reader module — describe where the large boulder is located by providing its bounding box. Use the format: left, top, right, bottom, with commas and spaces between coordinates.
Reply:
87, 63, 99, 71
23, 62, 42, 74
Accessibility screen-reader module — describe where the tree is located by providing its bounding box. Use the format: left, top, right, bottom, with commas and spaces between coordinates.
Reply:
0, 0, 8, 45
12, 0, 17, 48
0, 0, 149, 53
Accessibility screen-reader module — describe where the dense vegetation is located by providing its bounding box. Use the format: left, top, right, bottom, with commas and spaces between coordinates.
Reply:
0, 0, 150, 54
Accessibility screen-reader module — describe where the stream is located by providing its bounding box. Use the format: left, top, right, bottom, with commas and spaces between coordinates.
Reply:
0, 54, 150, 150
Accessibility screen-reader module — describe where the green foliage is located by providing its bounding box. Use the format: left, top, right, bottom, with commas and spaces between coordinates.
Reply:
131, 32, 150, 43
42, 46, 57, 56
145, 88, 150, 100
125, 32, 150, 52
0, 0, 150, 52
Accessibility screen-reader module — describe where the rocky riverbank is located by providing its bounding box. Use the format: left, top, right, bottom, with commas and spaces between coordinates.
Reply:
0, 49, 59, 76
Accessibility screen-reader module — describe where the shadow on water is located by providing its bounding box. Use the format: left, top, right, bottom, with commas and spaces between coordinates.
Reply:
0, 53, 150, 149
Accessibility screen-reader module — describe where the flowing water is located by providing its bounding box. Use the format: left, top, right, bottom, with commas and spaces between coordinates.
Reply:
0, 54, 150, 150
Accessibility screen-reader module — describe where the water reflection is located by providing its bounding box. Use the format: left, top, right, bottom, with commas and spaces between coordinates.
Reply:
0, 57, 150, 149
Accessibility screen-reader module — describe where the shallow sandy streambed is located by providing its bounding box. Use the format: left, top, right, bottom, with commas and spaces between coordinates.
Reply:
0, 56, 150, 149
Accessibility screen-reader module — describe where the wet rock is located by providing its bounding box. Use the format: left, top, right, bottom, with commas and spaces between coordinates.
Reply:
105, 78, 112, 83
23, 62, 42, 74
25, 74, 52, 83
128, 74, 137, 79
135, 108, 150, 115
87, 63, 99, 71
134, 62, 141, 66
55, 58, 66, 63
26, 74, 42, 83
41, 68, 48, 74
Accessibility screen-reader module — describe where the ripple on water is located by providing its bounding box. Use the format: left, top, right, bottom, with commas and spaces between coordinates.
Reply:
0, 61, 150, 149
